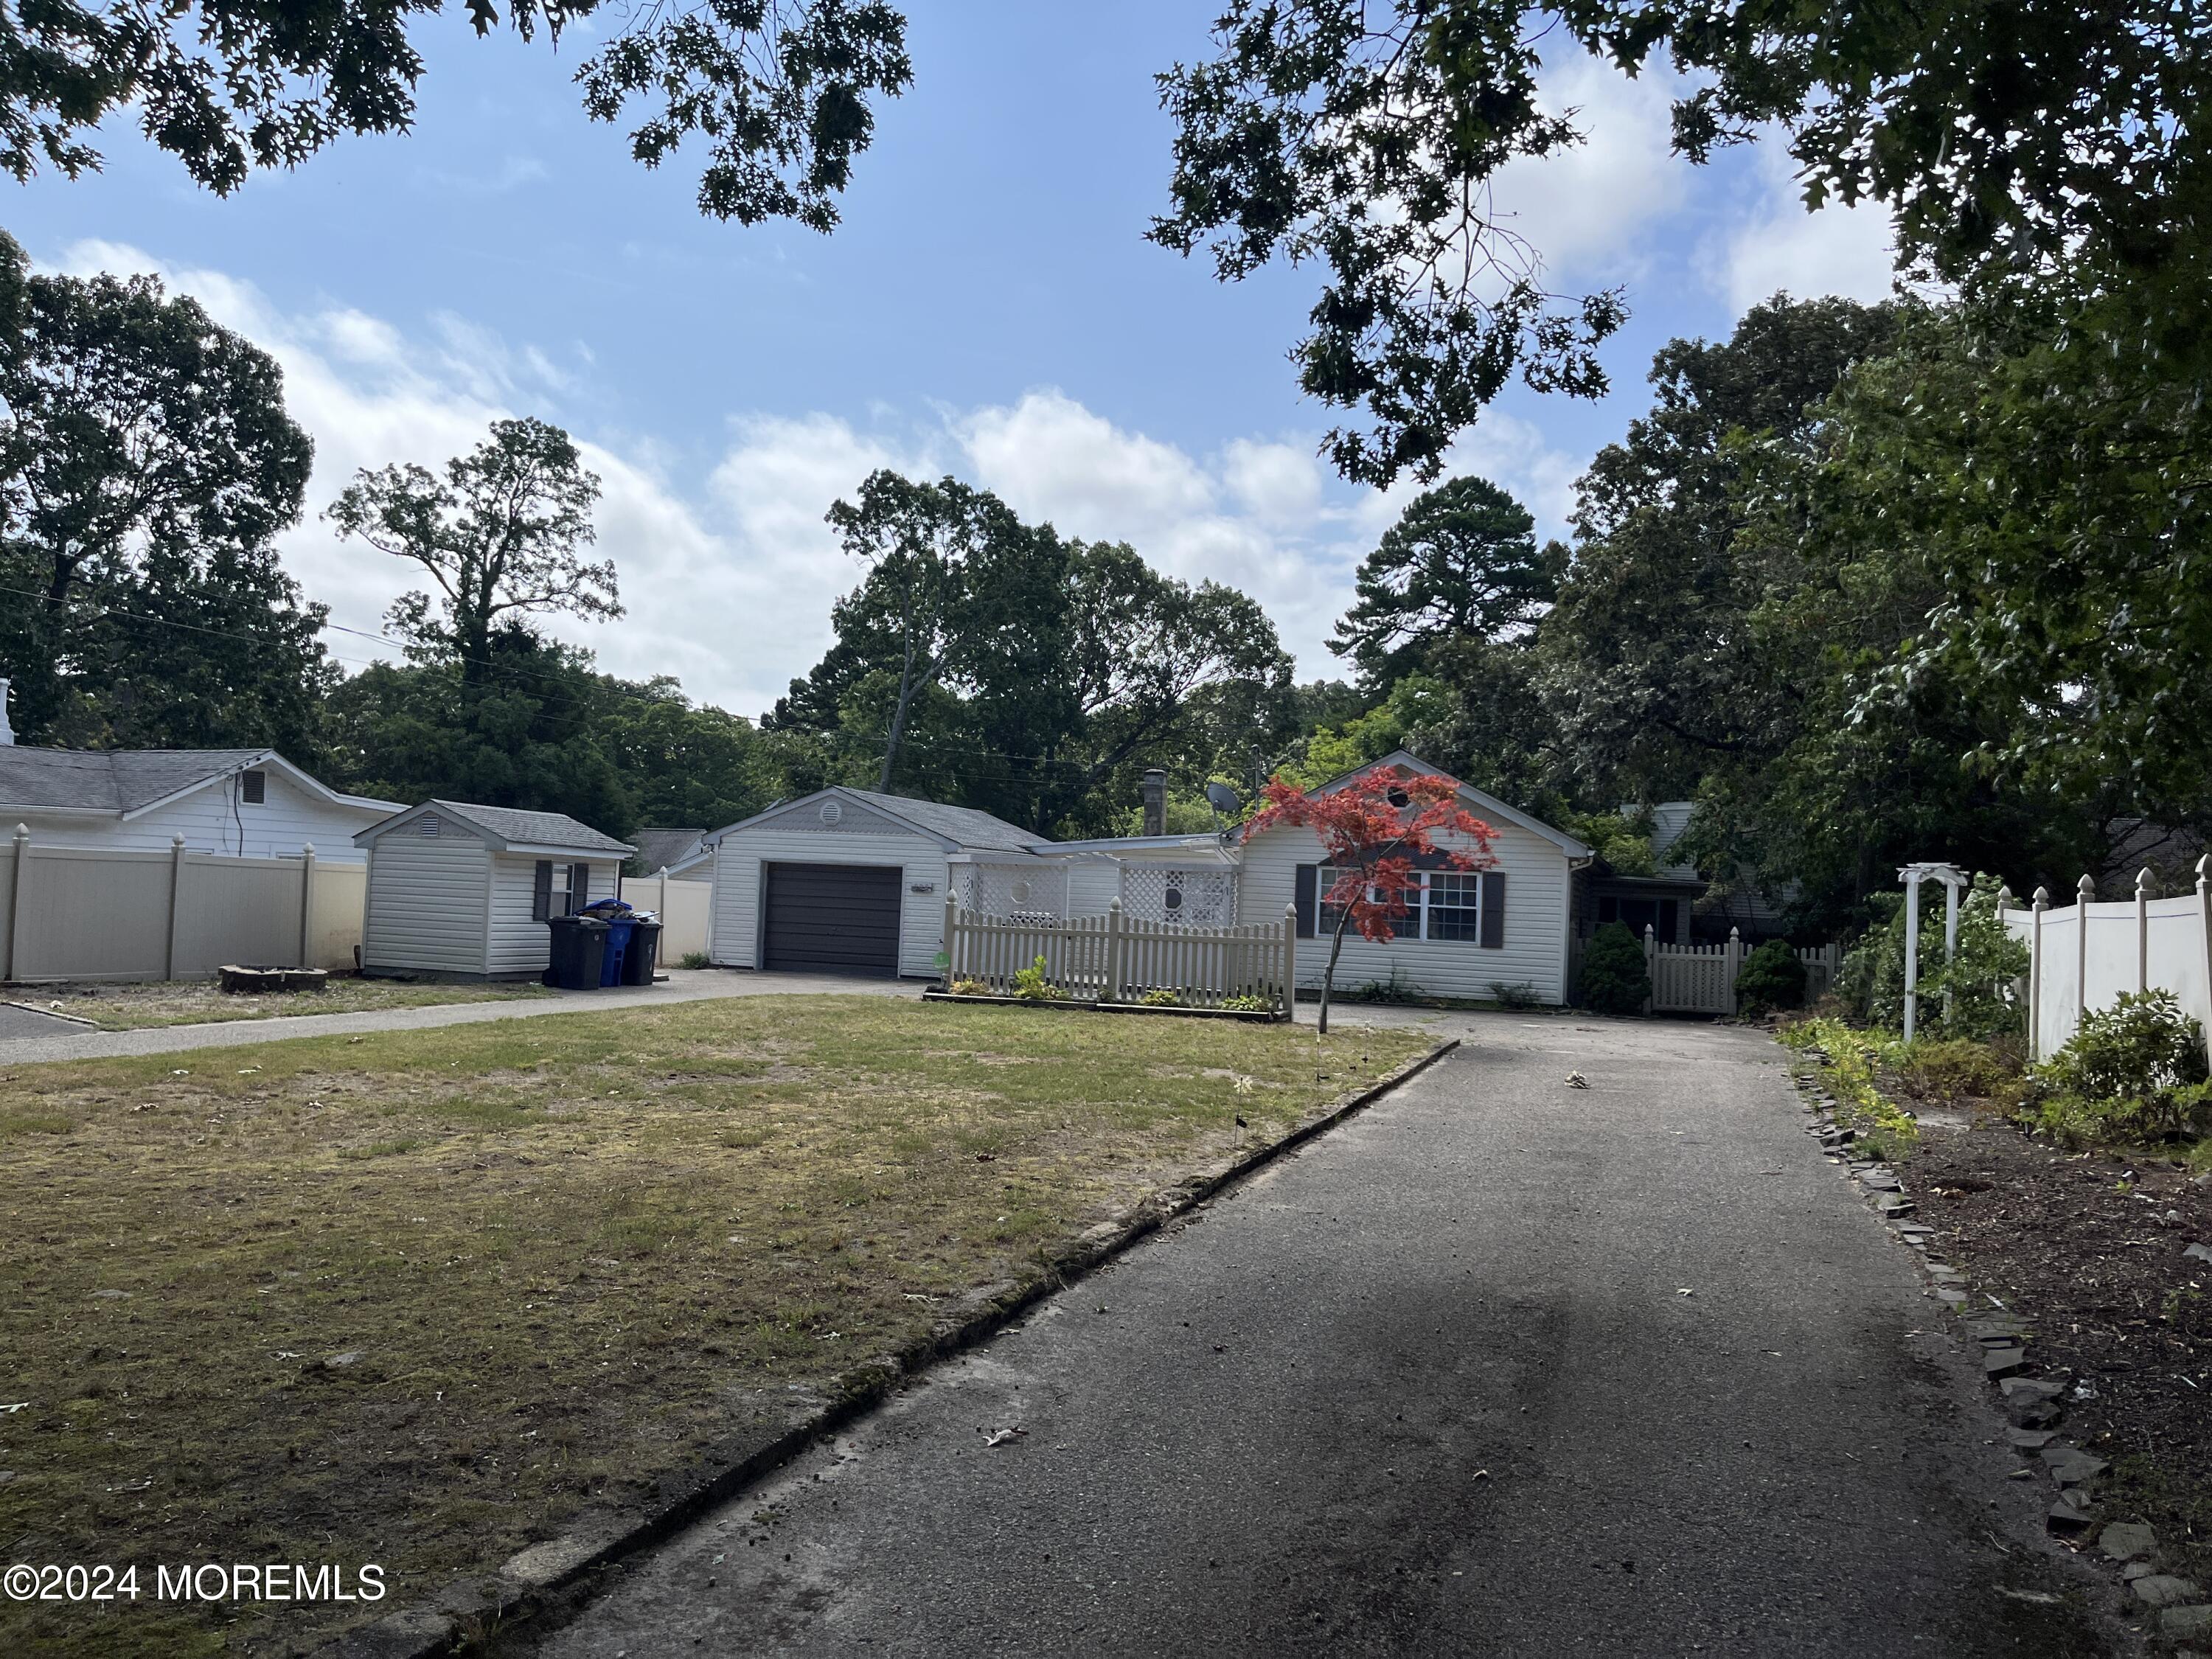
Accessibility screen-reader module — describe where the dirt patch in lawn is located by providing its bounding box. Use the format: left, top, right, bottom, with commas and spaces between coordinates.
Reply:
0, 995, 1427, 1658
1911, 1118, 2212, 1589
27, 975, 554, 1030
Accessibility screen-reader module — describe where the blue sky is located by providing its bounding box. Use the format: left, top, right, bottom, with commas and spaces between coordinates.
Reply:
5, 6, 1894, 715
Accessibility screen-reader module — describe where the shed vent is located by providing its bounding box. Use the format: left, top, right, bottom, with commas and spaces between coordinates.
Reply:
819, 800, 844, 827
420, 815, 441, 837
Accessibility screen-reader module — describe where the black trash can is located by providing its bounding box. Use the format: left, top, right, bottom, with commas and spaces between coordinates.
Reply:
543, 915, 610, 989
620, 919, 663, 986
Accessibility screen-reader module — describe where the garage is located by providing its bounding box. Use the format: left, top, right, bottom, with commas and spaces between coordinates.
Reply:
762, 860, 902, 976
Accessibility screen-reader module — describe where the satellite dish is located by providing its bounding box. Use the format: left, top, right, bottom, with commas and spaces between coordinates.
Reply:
1205, 782, 1242, 819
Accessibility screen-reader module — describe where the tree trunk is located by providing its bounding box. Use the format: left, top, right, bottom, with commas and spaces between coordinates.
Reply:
1318, 909, 1354, 1036
880, 630, 921, 793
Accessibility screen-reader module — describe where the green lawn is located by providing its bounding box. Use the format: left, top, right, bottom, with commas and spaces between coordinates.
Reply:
0, 995, 1429, 1658
21, 975, 554, 1030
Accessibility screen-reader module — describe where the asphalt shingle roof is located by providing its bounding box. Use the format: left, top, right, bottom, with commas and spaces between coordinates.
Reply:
842, 787, 1049, 854
430, 801, 634, 855
0, 747, 273, 813
630, 827, 706, 872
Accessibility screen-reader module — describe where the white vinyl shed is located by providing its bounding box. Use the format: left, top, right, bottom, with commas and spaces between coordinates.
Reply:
353, 801, 635, 981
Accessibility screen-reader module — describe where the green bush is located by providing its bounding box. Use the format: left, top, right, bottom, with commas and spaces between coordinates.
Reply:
1010, 955, 1069, 1003
1841, 873, 2028, 1040
1891, 1037, 2025, 1110
1775, 1017, 1921, 1161
678, 950, 711, 970
1733, 939, 1809, 1017
1138, 987, 1180, 1007
2024, 990, 2212, 1145
1350, 967, 1422, 1004
1489, 980, 1541, 1010
1220, 993, 1274, 1013
1578, 922, 1649, 1016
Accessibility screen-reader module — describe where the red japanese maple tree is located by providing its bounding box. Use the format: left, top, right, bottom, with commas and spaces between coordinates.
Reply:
1248, 768, 1497, 1033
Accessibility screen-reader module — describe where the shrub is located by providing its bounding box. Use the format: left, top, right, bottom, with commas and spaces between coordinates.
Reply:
2024, 990, 2212, 1145
1577, 922, 1649, 1016
677, 950, 711, 970
1890, 1037, 2025, 1111
1220, 993, 1275, 1013
1009, 955, 1069, 1003
1350, 967, 1422, 1004
1489, 980, 1541, 1010
1138, 987, 1180, 1007
949, 977, 991, 997
1733, 939, 1808, 1017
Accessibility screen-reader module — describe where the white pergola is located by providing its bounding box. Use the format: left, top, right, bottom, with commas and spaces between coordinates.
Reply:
1896, 861, 1970, 1041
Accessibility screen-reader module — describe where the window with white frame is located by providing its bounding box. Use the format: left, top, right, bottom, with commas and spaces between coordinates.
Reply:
1318, 865, 1481, 942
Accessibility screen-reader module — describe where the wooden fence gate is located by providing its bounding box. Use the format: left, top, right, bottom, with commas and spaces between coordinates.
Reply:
1641, 928, 1842, 1016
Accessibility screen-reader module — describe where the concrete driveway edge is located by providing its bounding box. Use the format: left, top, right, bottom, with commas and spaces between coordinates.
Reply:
319, 1035, 1461, 1659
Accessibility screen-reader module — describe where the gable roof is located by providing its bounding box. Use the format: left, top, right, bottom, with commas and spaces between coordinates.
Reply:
0, 745, 400, 818
706, 786, 1049, 855
355, 800, 634, 856
630, 827, 706, 872
1256, 750, 1593, 859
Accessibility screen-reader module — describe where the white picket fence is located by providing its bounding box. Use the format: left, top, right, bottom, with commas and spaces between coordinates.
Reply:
1640, 928, 1842, 1016
942, 897, 1295, 1015
2003, 863, 2212, 1063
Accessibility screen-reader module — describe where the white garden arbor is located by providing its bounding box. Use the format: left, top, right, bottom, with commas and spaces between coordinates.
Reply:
1896, 861, 1971, 1040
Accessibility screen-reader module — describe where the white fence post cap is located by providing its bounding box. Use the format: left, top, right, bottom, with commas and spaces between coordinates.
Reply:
2078, 873, 2097, 898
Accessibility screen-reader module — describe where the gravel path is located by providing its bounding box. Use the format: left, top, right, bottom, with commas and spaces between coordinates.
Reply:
0, 970, 917, 1065
523, 1012, 2122, 1658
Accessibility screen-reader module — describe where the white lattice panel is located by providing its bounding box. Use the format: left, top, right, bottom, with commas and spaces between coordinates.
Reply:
1121, 866, 1237, 928
954, 861, 1069, 919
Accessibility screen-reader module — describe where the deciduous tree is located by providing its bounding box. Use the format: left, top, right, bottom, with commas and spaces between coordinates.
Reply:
1245, 768, 1494, 1032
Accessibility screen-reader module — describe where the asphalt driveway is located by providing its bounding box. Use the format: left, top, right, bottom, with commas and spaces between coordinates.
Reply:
523, 1013, 2121, 1658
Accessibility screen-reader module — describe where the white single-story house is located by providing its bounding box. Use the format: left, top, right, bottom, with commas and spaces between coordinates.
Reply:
0, 740, 403, 862
699, 754, 1598, 1002
354, 801, 635, 979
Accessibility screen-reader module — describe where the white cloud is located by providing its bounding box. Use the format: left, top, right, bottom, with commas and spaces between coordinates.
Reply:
38, 245, 1592, 714
1706, 145, 1899, 313
1486, 51, 1694, 284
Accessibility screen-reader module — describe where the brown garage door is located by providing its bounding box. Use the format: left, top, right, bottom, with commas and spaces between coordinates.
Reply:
762, 862, 902, 978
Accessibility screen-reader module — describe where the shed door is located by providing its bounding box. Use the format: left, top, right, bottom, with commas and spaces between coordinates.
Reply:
762, 862, 902, 977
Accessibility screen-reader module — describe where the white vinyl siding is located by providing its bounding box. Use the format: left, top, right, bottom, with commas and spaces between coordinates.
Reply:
361, 830, 492, 975
18, 768, 389, 860
486, 853, 614, 976
1239, 817, 1573, 1004
709, 828, 947, 978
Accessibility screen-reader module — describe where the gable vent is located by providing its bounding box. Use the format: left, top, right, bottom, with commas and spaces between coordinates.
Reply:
420, 815, 441, 838
819, 800, 844, 827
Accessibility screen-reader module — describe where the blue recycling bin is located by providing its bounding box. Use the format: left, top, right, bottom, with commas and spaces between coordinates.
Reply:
598, 917, 636, 987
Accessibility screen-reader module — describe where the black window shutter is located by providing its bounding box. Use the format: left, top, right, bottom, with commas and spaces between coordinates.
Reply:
1480, 872, 1506, 947
532, 860, 553, 922
1293, 863, 1318, 939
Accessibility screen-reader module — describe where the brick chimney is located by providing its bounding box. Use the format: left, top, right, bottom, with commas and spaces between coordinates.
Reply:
1141, 768, 1167, 837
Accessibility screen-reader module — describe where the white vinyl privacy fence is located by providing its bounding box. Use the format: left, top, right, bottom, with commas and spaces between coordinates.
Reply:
942, 897, 1295, 1015
616, 874, 713, 964
0, 827, 366, 984
2003, 863, 2212, 1064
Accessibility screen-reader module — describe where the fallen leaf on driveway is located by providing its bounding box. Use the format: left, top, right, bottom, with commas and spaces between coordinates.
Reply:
1677, 1287, 1694, 1296
981, 1427, 1026, 1447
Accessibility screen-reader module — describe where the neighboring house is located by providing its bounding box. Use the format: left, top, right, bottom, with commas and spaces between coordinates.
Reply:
705, 754, 1598, 1002
630, 827, 708, 876
354, 801, 635, 979
702, 787, 1056, 978
0, 739, 403, 864
1238, 751, 1592, 1005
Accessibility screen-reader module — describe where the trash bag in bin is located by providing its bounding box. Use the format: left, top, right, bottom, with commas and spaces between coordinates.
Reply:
543, 915, 610, 989
621, 919, 662, 985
